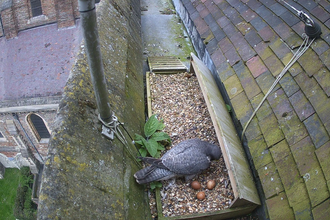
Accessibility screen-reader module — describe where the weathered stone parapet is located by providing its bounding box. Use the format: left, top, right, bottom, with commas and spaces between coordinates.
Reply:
38, 0, 150, 219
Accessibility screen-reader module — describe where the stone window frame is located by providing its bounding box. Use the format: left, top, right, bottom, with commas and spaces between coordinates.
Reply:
27, 0, 49, 25
26, 113, 50, 144
30, 0, 43, 17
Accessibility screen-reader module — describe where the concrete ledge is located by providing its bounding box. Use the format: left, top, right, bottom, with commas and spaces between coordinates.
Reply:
0, 104, 59, 113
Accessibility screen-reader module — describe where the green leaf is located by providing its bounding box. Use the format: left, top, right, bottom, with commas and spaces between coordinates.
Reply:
154, 150, 161, 158
150, 181, 162, 190
226, 104, 232, 112
139, 148, 147, 157
150, 132, 171, 142
157, 142, 165, 151
144, 138, 158, 157
144, 115, 162, 137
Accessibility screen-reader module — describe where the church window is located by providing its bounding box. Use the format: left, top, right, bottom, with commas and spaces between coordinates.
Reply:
30, 0, 43, 17
27, 114, 50, 142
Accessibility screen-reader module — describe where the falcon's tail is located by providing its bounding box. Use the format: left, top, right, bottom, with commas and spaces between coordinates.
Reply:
134, 166, 176, 184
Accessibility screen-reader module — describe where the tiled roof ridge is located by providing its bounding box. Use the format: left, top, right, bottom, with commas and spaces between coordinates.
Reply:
181, 0, 330, 219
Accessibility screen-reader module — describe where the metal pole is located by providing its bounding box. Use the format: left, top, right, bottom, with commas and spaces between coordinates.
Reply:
78, 0, 112, 123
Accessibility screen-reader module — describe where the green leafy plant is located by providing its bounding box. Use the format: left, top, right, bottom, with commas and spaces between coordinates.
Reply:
134, 114, 171, 158
150, 181, 162, 190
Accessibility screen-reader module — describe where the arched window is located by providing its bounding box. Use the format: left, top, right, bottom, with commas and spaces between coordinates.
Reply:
27, 114, 50, 142
30, 0, 43, 17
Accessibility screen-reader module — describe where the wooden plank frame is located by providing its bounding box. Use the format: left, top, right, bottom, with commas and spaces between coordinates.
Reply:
148, 56, 187, 73
146, 54, 260, 219
189, 53, 260, 207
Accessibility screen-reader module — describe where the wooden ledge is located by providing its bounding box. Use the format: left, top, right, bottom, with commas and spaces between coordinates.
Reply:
190, 53, 260, 208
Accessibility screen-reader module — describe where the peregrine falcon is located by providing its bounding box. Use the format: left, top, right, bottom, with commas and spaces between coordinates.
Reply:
134, 139, 222, 184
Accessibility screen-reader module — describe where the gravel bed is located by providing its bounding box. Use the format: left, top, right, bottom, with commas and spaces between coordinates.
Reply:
148, 72, 233, 218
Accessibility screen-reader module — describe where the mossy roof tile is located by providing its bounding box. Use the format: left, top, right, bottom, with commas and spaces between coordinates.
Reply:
257, 161, 284, 199
303, 114, 330, 148
266, 192, 295, 220
185, 0, 330, 218
315, 142, 330, 182
289, 90, 315, 121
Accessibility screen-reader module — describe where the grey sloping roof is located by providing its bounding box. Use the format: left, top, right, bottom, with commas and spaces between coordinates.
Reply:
178, 0, 330, 219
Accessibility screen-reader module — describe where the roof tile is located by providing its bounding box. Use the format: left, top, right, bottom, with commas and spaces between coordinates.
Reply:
294, 71, 318, 98
222, 22, 238, 36
259, 113, 285, 146
278, 73, 300, 97
315, 141, 330, 181
234, 61, 261, 99
312, 199, 330, 220
216, 62, 235, 81
246, 55, 268, 78
300, 0, 318, 11
255, 41, 273, 60
304, 163, 330, 207
245, 117, 262, 141
273, 23, 295, 40
224, 48, 240, 66
311, 40, 330, 56
218, 37, 234, 53
269, 2, 287, 16
248, 135, 272, 169
285, 182, 311, 218
280, 10, 301, 27
223, 74, 244, 99
290, 136, 319, 175
269, 38, 291, 60
303, 113, 330, 149
241, 8, 257, 22
267, 88, 293, 120
297, 49, 323, 76
264, 53, 284, 77
257, 161, 284, 199
289, 90, 315, 121
278, 111, 308, 146
216, 16, 231, 28
269, 139, 291, 162
230, 32, 256, 61
255, 70, 280, 95
314, 67, 330, 96
236, 21, 253, 36
319, 48, 330, 70
275, 154, 301, 191
245, 0, 262, 10
250, 93, 273, 121
205, 38, 219, 55
250, 16, 268, 31
266, 192, 295, 220
311, 6, 330, 23
230, 91, 254, 126
245, 28, 263, 47
210, 48, 227, 68
306, 83, 330, 123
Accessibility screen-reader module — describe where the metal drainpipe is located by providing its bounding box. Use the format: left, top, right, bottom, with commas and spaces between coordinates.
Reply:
78, 0, 112, 123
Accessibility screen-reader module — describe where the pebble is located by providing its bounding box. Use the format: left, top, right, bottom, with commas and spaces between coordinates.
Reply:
148, 72, 233, 217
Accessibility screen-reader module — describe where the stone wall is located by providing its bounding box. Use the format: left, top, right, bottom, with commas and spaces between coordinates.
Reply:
37, 0, 151, 219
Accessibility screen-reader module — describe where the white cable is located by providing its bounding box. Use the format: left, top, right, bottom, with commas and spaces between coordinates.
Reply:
241, 35, 314, 140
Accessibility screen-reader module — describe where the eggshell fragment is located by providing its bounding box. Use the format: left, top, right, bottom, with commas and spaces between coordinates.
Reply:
191, 181, 201, 190
206, 180, 216, 190
196, 191, 205, 200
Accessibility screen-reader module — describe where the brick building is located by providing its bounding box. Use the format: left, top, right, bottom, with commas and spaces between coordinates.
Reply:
0, 0, 81, 176
0, 0, 79, 39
